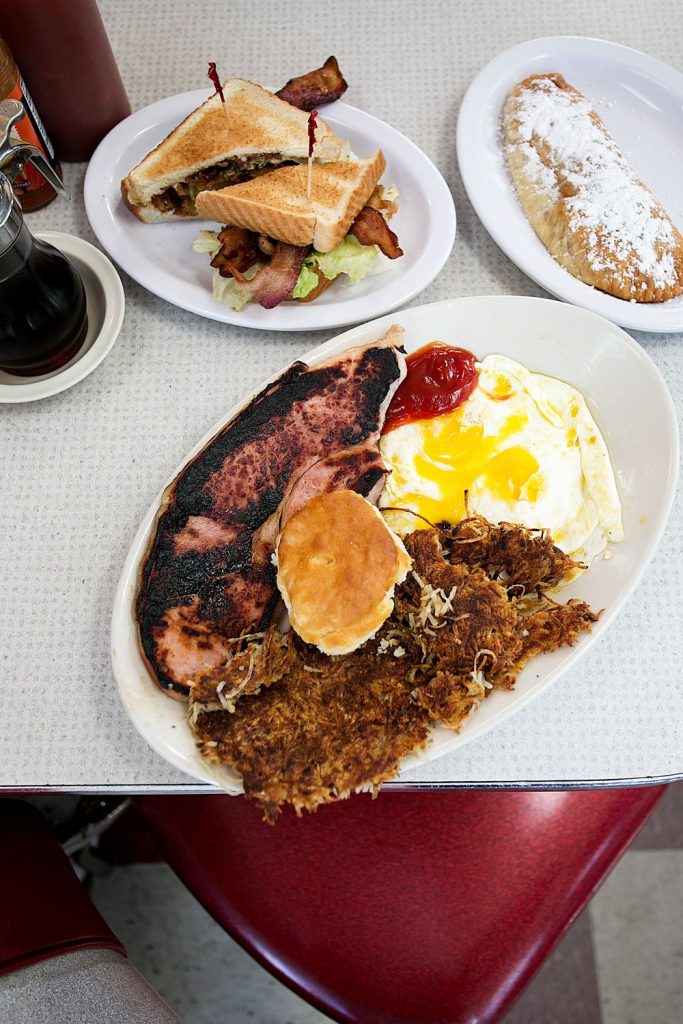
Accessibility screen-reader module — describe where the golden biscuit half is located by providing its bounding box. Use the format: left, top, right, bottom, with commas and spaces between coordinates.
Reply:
276, 490, 412, 656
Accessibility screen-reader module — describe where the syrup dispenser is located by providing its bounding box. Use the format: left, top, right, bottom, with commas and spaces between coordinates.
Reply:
0, 98, 87, 376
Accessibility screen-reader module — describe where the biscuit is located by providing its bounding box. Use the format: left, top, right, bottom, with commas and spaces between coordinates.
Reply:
276, 490, 411, 655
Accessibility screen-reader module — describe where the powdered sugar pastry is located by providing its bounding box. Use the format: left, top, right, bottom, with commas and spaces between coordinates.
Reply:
503, 73, 683, 302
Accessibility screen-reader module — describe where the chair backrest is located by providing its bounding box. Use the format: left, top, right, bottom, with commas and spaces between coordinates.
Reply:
0, 798, 124, 976
138, 785, 665, 1024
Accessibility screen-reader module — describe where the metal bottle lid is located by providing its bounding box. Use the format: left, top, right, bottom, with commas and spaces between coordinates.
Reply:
0, 170, 23, 256
0, 98, 68, 240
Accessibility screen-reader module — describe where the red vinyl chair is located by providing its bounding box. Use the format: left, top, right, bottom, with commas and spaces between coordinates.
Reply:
0, 798, 181, 1024
137, 786, 666, 1024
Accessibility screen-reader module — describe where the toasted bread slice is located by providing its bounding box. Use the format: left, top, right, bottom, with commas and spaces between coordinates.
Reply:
195, 151, 386, 252
121, 78, 343, 223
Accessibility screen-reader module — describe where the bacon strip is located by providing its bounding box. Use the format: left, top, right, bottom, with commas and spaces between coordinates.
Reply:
350, 206, 403, 259
210, 226, 261, 276
231, 242, 309, 309
276, 56, 348, 111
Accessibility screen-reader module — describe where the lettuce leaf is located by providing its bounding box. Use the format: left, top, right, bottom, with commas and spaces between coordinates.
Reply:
308, 235, 380, 284
192, 230, 221, 256
211, 267, 256, 312
291, 263, 320, 299
194, 230, 385, 311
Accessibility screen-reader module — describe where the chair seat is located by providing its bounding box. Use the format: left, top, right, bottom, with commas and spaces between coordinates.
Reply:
137, 786, 665, 1024
0, 948, 183, 1024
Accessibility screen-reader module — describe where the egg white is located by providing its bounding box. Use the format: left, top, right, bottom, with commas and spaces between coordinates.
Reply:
379, 354, 623, 565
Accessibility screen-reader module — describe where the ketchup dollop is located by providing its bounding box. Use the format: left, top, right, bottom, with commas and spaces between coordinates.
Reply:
383, 343, 479, 433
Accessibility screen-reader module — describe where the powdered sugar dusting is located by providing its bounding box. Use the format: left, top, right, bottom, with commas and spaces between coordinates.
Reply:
509, 77, 679, 293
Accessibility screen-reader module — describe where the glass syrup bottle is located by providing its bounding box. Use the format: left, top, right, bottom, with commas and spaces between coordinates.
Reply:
0, 170, 87, 376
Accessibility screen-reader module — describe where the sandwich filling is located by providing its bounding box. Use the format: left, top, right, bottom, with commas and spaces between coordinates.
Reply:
192, 186, 402, 309
152, 153, 296, 217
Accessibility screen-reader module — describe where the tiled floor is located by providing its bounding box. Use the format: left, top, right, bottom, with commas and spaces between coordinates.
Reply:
83, 783, 683, 1024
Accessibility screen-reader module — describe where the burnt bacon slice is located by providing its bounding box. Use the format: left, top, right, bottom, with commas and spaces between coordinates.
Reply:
350, 206, 403, 259
230, 242, 309, 309
208, 208, 402, 308
210, 227, 261, 276
136, 332, 406, 699
209, 230, 308, 309
276, 56, 348, 111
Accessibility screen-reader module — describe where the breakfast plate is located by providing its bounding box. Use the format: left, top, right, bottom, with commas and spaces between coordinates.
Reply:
457, 37, 683, 333
84, 89, 455, 332
111, 296, 678, 789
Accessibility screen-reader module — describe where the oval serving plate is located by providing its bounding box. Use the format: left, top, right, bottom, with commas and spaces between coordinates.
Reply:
85, 88, 455, 332
112, 296, 678, 788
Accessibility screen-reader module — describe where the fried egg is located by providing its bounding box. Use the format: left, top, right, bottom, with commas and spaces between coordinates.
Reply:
379, 354, 623, 565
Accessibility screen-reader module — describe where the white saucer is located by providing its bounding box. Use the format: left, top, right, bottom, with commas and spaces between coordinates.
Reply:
0, 232, 125, 403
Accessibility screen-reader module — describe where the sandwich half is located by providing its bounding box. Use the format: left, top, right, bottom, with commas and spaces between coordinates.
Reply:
192, 150, 403, 309
121, 78, 343, 223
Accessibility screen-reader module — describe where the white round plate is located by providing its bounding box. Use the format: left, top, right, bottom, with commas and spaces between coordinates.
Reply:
0, 232, 124, 403
112, 296, 678, 787
457, 37, 683, 333
84, 89, 455, 332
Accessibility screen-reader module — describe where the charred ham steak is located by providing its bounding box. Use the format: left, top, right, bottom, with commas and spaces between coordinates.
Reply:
136, 327, 406, 699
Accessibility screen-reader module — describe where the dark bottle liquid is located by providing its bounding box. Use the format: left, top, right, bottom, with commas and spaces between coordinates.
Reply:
0, 221, 88, 376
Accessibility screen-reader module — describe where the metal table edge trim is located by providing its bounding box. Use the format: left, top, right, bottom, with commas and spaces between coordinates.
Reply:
1, 774, 680, 795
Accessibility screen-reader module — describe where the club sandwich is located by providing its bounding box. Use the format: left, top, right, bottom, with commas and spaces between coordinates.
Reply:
121, 79, 343, 223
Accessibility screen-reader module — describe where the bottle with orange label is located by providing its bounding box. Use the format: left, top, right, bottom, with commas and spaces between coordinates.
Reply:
0, 34, 60, 211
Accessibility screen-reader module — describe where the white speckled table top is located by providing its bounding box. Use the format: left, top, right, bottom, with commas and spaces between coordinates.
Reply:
2, 0, 682, 791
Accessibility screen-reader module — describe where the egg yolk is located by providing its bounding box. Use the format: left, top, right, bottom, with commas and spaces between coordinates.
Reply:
395, 408, 541, 526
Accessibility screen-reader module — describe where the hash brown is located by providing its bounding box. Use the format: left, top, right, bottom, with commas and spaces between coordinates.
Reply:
189, 516, 598, 822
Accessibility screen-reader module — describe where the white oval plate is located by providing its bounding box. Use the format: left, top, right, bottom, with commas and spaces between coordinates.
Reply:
84, 89, 455, 332
112, 296, 678, 788
0, 232, 124, 403
457, 37, 683, 333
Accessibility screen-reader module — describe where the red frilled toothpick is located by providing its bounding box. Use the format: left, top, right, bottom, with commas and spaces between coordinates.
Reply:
306, 109, 318, 200
208, 62, 230, 125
